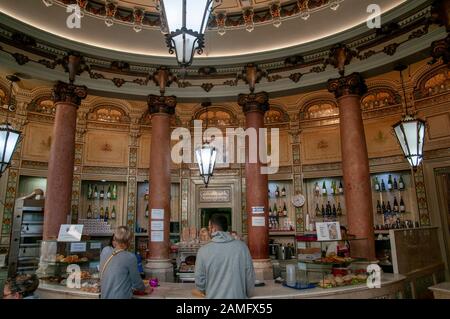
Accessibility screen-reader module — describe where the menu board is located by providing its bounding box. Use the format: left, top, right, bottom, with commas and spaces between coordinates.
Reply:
316, 222, 341, 241
58, 225, 84, 242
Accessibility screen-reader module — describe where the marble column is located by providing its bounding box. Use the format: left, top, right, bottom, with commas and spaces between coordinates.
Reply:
144, 94, 176, 282
328, 73, 376, 261
43, 81, 87, 240
238, 92, 273, 280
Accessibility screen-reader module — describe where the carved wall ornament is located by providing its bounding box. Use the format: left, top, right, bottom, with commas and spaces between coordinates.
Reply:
12, 53, 29, 66
373, 130, 388, 144
361, 88, 400, 110
52, 81, 88, 106
40, 136, 52, 151
101, 143, 113, 152
88, 106, 130, 123
327, 43, 356, 76
289, 72, 303, 83
194, 107, 238, 127
317, 140, 329, 149
201, 83, 214, 92
327, 72, 368, 99
301, 101, 339, 120
147, 94, 177, 115
414, 65, 450, 99
27, 97, 56, 115
237, 92, 270, 114
264, 107, 289, 124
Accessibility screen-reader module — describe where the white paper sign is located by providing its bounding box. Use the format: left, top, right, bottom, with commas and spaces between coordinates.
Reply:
151, 220, 164, 231
58, 225, 84, 242
90, 242, 102, 250
70, 242, 87, 253
252, 206, 265, 214
151, 230, 164, 242
252, 216, 266, 227
151, 209, 164, 220
316, 222, 341, 241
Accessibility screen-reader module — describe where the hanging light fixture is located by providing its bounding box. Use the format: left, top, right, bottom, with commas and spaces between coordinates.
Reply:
159, 0, 220, 67
392, 65, 426, 170
195, 103, 217, 187
0, 75, 22, 177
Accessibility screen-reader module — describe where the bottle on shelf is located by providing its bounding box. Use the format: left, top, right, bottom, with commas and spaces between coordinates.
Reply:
376, 200, 382, 214
381, 179, 386, 192
315, 203, 321, 217
268, 188, 271, 197
399, 176, 405, 190
314, 182, 321, 196
326, 201, 332, 217
387, 175, 393, 191
282, 202, 288, 217
322, 181, 327, 196
105, 207, 109, 221
100, 206, 105, 220
386, 201, 392, 213
281, 186, 286, 197
93, 206, 99, 219
393, 177, 398, 190
338, 180, 344, 194
275, 186, 280, 197
337, 202, 343, 216
144, 188, 149, 201
107, 186, 112, 200
269, 206, 273, 217
399, 197, 406, 213
87, 184, 93, 200
93, 185, 98, 199
111, 205, 116, 219
112, 184, 118, 200
100, 187, 105, 200
381, 201, 386, 214
332, 204, 337, 218
321, 205, 326, 218
393, 197, 399, 213
330, 181, 335, 195
86, 205, 92, 219
273, 203, 278, 216
374, 177, 380, 192
145, 203, 149, 218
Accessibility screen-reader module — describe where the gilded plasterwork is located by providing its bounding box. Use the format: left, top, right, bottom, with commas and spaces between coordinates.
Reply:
87, 106, 130, 123
84, 131, 129, 167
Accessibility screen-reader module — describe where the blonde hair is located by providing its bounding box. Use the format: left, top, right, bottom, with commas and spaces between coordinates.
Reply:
113, 226, 132, 246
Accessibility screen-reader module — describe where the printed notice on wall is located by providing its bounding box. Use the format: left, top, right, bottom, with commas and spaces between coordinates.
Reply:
70, 242, 87, 253
251, 206, 265, 214
58, 225, 84, 242
151, 230, 164, 242
252, 216, 266, 227
90, 242, 102, 250
151, 220, 164, 231
316, 222, 341, 241
151, 209, 164, 220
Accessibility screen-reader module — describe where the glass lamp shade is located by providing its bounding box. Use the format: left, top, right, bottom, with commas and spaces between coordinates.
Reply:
0, 123, 21, 176
393, 115, 426, 169
160, 0, 214, 67
195, 143, 217, 187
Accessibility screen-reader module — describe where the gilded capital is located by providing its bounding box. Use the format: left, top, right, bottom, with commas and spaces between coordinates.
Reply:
52, 81, 88, 106
327, 73, 367, 99
237, 91, 270, 114
147, 94, 177, 115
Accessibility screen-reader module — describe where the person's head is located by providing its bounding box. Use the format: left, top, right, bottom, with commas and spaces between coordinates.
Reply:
340, 226, 348, 237
208, 214, 228, 233
113, 226, 132, 249
3, 274, 39, 299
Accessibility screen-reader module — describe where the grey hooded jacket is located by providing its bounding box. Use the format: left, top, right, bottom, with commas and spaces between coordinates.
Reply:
194, 231, 255, 299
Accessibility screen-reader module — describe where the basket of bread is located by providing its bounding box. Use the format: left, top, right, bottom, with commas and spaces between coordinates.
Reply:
318, 273, 368, 289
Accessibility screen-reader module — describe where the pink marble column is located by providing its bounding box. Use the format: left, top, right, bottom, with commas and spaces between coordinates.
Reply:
43, 81, 87, 240
145, 94, 176, 281
328, 73, 376, 261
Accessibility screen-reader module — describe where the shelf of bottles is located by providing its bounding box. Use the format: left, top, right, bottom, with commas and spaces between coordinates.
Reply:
80, 181, 125, 225
305, 177, 346, 232
371, 172, 418, 231
268, 181, 295, 233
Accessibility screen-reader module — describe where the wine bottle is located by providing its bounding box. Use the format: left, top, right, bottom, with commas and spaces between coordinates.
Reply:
332, 204, 337, 218
93, 185, 98, 199
330, 181, 335, 195
105, 207, 109, 221
88, 184, 93, 200
337, 202, 343, 216
100, 206, 105, 220
376, 200, 382, 214
93, 206, 99, 219
314, 182, 321, 196
100, 187, 105, 200
338, 181, 344, 194
112, 184, 118, 200
273, 203, 278, 215
393, 197, 399, 213
315, 204, 321, 217
269, 206, 272, 217
322, 181, 327, 195
393, 178, 398, 190
399, 197, 405, 213
374, 177, 380, 192
399, 176, 405, 190
326, 201, 332, 217
386, 201, 392, 213
268, 188, 271, 197
387, 175, 393, 191
282, 202, 288, 217
145, 204, 149, 218
382, 201, 386, 214
107, 186, 112, 200
281, 187, 286, 197
321, 205, 326, 218
111, 205, 116, 219
381, 179, 386, 192
87, 205, 92, 219
275, 186, 280, 197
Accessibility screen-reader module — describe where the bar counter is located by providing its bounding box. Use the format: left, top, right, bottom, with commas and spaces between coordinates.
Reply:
37, 273, 406, 299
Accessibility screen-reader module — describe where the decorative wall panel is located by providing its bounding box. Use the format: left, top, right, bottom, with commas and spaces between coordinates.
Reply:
300, 128, 341, 164
84, 131, 129, 167
22, 123, 53, 162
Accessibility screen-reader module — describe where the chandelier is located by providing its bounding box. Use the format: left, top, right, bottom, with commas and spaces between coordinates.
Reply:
195, 103, 217, 187
392, 65, 426, 170
159, 0, 220, 67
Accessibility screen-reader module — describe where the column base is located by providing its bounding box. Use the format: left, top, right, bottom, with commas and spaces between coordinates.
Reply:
253, 259, 274, 281
144, 259, 174, 282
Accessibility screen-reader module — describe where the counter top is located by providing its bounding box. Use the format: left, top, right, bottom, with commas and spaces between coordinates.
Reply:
428, 282, 450, 293
37, 273, 406, 299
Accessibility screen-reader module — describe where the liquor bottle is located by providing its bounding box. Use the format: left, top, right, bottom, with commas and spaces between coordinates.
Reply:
144, 188, 149, 201
93, 206, 99, 219
87, 184, 93, 200
112, 184, 118, 200
145, 204, 149, 218
93, 185, 98, 199
275, 186, 280, 197
111, 205, 116, 219
315, 204, 321, 217
337, 202, 343, 216
273, 203, 278, 216
376, 200, 382, 214
326, 201, 332, 217
100, 187, 105, 200
87, 205, 92, 219
386, 201, 392, 213
393, 197, 399, 213
105, 207, 109, 221
338, 181, 344, 194
399, 176, 405, 190
382, 201, 386, 214
374, 177, 380, 192
330, 181, 335, 195
321, 205, 326, 218
100, 206, 105, 220
282, 202, 288, 217
107, 186, 112, 200
387, 175, 393, 191
281, 187, 286, 197
332, 204, 337, 218
268, 188, 271, 197
399, 197, 406, 213
393, 178, 398, 190
322, 181, 327, 195
381, 179, 386, 192
269, 206, 273, 217
314, 182, 321, 196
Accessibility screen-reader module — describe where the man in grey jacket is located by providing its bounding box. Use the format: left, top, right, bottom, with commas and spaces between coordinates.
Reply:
195, 214, 255, 299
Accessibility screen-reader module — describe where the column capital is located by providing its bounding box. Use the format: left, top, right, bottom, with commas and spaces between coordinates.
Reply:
327, 72, 367, 99
52, 81, 87, 106
147, 94, 177, 115
237, 91, 270, 114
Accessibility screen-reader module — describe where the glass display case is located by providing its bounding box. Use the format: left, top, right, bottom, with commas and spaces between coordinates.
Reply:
36, 240, 106, 293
